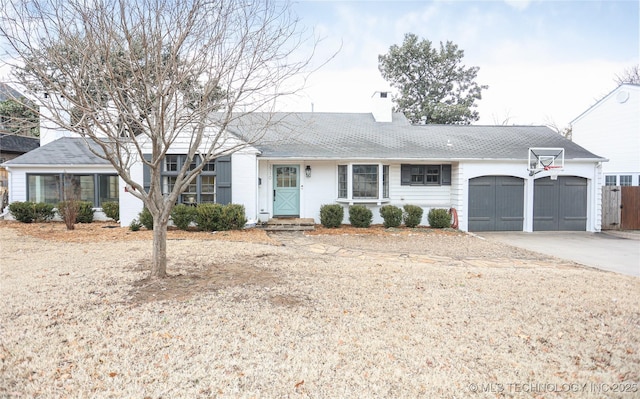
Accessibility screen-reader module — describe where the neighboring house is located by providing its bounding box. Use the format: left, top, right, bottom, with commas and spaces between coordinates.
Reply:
3, 92, 606, 232
0, 82, 24, 102
0, 133, 40, 210
571, 83, 640, 187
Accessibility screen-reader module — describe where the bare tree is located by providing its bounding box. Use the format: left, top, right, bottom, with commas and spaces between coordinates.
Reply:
615, 64, 640, 85
544, 117, 572, 141
1, 0, 319, 278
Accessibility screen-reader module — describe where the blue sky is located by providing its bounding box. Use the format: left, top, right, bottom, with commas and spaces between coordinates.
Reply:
283, 0, 639, 127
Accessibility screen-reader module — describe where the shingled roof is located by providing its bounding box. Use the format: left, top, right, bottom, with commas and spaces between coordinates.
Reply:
231, 112, 604, 161
4, 137, 109, 165
5, 113, 604, 166
0, 134, 40, 154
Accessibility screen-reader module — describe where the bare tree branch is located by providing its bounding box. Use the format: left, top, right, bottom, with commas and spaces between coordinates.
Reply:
1, 0, 322, 277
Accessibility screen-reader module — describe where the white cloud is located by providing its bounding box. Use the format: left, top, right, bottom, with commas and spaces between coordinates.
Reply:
504, 0, 532, 11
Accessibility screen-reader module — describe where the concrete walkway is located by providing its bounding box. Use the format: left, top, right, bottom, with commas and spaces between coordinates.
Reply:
477, 231, 640, 277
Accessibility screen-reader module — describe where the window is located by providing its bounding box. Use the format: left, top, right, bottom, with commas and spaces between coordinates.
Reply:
401, 164, 452, 186
352, 165, 378, 198
27, 173, 118, 207
160, 154, 217, 205
338, 165, 347, 199
605, 175, 617, 186
28, 174, 62, 204
98, 175, 119, 206
337, 164, 389, 201
620, 175, 632, 186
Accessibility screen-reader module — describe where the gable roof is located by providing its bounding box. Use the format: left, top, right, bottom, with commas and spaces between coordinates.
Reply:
0, 83, 25, 102
0, 134, 40, 154
570, 83, 640, 125
233, 112, 602, 161
4, 137, 110, 166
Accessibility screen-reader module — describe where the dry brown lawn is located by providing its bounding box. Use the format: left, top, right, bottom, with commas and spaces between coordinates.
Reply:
0, 221, 638, 398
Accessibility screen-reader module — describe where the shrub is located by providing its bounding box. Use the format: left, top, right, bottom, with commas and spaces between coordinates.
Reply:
320, 204, 344, 228
76, 201, 95, 223
9, 201, 55, 223
403, 205, 423, 228
195, 203, 247, 231
379, 205, 403, 228
171, 204, 196, 230
57, 200, 80, 229
101, 201, 119, 221
138, 207, 153, 230
129, 219, 142, 231
220, 204, 247, 230
58, 200, 94, 227
195, 203, 223, 231
428, 208, 451, 229
349, 205, 372, 228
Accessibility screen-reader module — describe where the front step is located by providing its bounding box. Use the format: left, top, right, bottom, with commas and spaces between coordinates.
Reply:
259, 217, 315, 232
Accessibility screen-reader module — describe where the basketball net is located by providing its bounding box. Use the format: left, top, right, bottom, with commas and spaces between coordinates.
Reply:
544, 165, 562, 180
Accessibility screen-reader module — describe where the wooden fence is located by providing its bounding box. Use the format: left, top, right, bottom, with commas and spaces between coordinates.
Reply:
602, 186, 640, 230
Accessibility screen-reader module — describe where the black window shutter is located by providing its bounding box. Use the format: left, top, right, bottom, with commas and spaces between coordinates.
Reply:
401, 164, 411, 185
441, 164, 452, 186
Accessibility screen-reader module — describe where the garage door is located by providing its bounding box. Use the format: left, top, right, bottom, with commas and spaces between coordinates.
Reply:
468, 176, 524, 231
534, 176, 587, 231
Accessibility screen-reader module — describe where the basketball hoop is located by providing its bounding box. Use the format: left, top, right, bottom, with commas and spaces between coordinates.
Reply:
545, 165, 562, 180
528, 148, 565, 177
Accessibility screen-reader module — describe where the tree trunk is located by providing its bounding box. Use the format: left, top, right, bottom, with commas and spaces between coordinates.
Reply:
151, 219, 168, 278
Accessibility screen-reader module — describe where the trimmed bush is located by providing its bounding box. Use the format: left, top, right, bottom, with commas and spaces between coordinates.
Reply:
320, 204, 344, 228
428, 208, 451, 229
403, 205, 423, 228
195, 203, 223, 231
102, 201, 119, 221
349, 205, 372, 228
195, 203, 247, 231
171, 204, 196, 230
220, 204, 247, 230
76, 201, 95, 223
379, 205, 402, 228
138, 207, 153, 230
9, 201, 55, 223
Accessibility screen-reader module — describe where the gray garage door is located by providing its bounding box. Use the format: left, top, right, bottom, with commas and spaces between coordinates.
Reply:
534, 176, 587, 231
468, 176, 524, 231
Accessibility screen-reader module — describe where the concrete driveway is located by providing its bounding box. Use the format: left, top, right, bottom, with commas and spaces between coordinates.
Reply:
477, 231, 640, 277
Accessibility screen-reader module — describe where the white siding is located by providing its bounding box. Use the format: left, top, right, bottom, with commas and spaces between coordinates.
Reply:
258, 160, 457, 226
231, 151, 258, 221
572, 84, 640, 183
458, 160, 603, 232
4, 165, 118, 222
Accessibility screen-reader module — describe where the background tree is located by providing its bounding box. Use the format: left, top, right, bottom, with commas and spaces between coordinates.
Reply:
378, 33, 488, 125
615, 64, 640, 85
0, 98, 39, 136
1, 0, 317, 278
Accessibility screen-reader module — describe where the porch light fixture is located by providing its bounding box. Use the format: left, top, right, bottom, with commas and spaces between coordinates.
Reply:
305, 165, 311, 178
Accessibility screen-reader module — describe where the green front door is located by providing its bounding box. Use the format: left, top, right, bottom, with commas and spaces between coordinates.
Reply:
273, 165, 300, 216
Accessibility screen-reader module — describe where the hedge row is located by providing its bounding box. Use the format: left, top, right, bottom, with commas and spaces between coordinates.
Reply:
8, 201, 95, 224
319, 204, 453, 229
131, 203, 247, 232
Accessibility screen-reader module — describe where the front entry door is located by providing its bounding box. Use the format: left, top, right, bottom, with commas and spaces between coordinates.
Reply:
273, 165, 300, 216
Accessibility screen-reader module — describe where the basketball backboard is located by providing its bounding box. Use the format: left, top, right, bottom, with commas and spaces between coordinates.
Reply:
528, 147, 564, 177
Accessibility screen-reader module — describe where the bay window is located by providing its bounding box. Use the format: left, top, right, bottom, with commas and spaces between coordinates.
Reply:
337, 164, 389, 202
